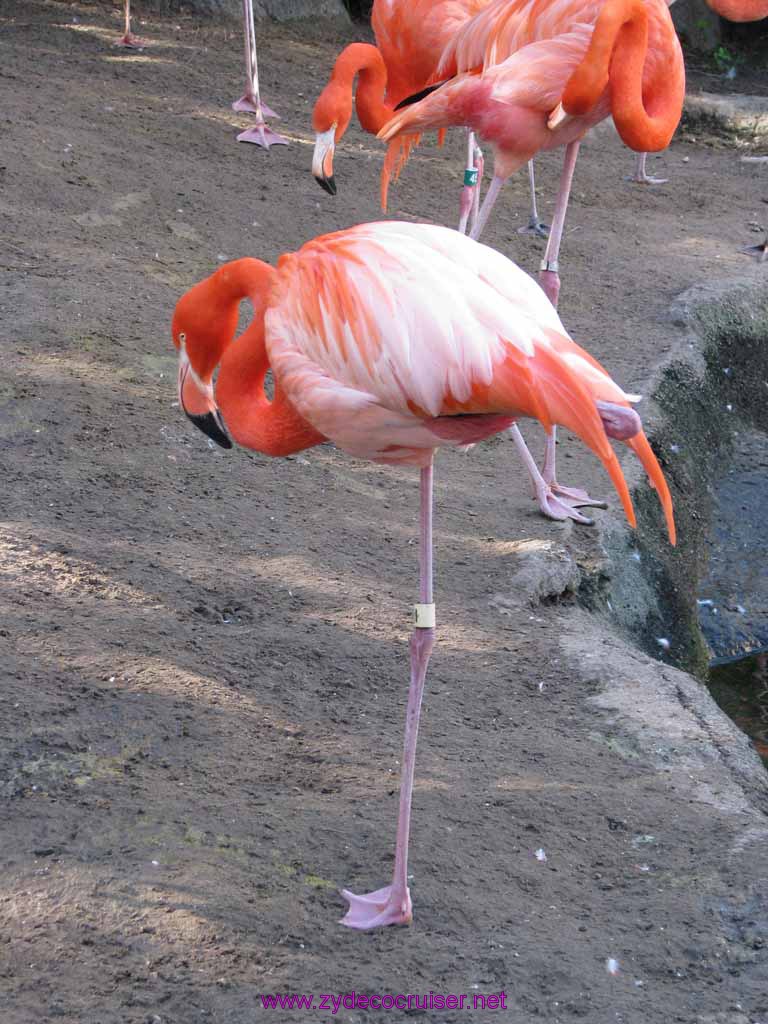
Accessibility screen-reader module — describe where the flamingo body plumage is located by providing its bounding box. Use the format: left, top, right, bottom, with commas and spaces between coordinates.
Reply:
172, 222, 675, 930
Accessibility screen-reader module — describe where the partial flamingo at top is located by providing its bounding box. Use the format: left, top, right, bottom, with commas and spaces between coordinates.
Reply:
704, 0, 767, 18
311, 0, 489, 196
385, 0, 685, 180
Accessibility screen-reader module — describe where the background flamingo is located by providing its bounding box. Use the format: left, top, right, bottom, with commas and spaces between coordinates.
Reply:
171, 220, 675, 930
232, 0, 287, 147
381, 0, 684, 522
311, 0, 544, 234
705, 0, 767, 15
115, 0, 144, 48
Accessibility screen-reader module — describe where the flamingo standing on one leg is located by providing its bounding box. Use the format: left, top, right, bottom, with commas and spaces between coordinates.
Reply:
311, 0, 544, 234
232, 0, 287, 148
380, 0, 684, 522
171, 220, 675, 930
116, 0, 145, 49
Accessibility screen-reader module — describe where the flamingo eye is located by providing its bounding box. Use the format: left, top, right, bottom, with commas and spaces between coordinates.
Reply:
179, 331, 187, 345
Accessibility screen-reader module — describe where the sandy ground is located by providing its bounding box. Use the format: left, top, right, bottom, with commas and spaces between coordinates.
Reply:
1, 3, 768, 1022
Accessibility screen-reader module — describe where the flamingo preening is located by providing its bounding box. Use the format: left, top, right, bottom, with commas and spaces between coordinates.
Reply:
383, 0, 684, 304
172, 221, 675, 929
381, 0, 684, 522
311, 0, 545, 235
232, 0, 287, 148
629, 0, 768, 183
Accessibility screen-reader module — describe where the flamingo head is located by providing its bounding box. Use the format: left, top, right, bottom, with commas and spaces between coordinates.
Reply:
311, 86, 353, 195
172, 284, 235, 450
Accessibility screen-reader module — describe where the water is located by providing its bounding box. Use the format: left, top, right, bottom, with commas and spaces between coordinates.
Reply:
707, 648, 768, 767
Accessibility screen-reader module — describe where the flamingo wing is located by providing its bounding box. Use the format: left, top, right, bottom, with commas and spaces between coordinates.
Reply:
266, 223, 630, 455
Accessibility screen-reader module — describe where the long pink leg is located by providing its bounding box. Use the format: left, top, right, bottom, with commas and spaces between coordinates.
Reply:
341, 462, 436, 929
458, 132, 484, 235
627, 151, 668, 186
116, 0, 145, 48
469, 173, 505, 241
518, 161, 549, 237
538, 139, 579, 308
233, 0, 288, 147
508, 423, 596, 524
537, 141, 606, 512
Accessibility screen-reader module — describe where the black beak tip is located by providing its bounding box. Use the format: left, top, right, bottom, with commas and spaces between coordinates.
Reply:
315, 174, 337, 196
186, 411, 233, 450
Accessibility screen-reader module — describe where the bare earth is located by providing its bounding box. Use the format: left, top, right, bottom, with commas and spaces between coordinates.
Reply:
1, 3, 768, 1023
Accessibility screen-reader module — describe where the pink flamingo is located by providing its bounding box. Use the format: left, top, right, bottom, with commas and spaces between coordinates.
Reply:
172, 221, 676, 929
115, 0, 145, 49
381, 0, 684, 522
232, 0, 287, 148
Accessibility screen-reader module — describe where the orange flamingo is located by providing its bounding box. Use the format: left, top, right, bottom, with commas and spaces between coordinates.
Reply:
382, 0, 684, 304
629, 0, 768, 184
171, 221, 675, 930
312, 0, 548, 234
232, 0, 287, 148
705, 0, 767, 15
381, 0, 684, 522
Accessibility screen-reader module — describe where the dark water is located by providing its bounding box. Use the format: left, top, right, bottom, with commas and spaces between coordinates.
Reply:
708, 649, 768, 767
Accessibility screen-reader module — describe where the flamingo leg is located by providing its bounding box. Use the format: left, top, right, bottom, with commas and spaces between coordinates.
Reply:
341, 462, 436, 929
534, 140, 606, 513
508, 424, 598, 524
116, 0, 145, 48
518, 161, 549, 237
459, 132, 484, 235
233, 0, 288, 148
538, 139, 579, 308
470, 139, 484, 233
469, 174, 505, 241
627, 151, 668, 186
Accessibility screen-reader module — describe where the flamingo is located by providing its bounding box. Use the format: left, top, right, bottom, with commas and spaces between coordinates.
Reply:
380, 0, 684, 522
232, 0, 287, 148
705, 0, 768, 14
630, 0, 768, 187
115, 0, 145, 48
311, 0, 546, 235
382, 0, 684, 303
171, 220, 676, 930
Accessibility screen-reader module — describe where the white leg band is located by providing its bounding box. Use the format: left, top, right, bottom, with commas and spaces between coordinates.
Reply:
413, 603, 436, 629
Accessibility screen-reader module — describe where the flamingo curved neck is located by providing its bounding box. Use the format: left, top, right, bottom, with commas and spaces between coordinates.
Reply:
213, 265, 325, 458
562, 0, 684, 152
334, 43, 391, 135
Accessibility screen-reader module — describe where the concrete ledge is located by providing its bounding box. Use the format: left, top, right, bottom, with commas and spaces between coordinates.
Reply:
685, 92, 768, 140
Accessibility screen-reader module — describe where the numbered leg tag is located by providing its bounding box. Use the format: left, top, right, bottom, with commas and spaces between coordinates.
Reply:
463, 168, 479, 187
413, 603, 436, 628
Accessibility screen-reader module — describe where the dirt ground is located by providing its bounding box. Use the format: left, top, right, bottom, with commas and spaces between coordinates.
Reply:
2, 3, 768, 1022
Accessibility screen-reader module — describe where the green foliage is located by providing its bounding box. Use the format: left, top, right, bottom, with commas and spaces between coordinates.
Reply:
711, 44, 739, 73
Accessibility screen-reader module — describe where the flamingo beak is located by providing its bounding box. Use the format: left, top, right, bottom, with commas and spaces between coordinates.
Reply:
177, 351, 232, 450
312, 127, 337, 195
